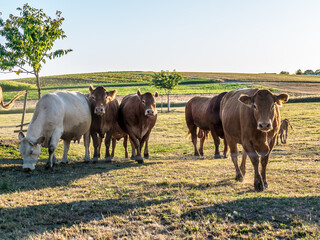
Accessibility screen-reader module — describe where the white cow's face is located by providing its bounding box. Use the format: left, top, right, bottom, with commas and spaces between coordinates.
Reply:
18, 132, 45, 171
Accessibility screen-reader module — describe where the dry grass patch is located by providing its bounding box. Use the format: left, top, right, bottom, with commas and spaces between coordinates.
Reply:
0, 103, 319, 239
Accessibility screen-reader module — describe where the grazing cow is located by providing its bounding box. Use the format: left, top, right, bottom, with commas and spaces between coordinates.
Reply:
88, 85, 118, 163
18, 91, 91, 171
185, 92, 228, 158
0, 86, 26, 110
220, 88, 289, 191
276, 119, 293, 145
118, 90, 158, 163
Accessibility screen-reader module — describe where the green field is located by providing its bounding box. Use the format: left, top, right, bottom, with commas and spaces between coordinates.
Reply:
0, 102, 319, 239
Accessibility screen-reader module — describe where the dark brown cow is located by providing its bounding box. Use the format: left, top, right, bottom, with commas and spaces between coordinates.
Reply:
276, 119, 293, 145
185, 92, 228, 158
118, 90, 158, 163
220, 88, 289, 192
88, 85, 118, 163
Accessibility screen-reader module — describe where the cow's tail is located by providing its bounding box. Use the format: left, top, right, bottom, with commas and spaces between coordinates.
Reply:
288, 120, 294, 130
186, 130, 191, 138
0, 87, 26, 110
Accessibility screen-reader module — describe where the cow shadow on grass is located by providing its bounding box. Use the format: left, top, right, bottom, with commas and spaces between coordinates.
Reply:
0, 158, 162, 194
0, 196, 175, 239
181, 196, 320, 236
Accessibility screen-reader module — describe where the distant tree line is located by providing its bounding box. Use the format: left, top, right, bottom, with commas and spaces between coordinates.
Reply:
280, 69, 320, 75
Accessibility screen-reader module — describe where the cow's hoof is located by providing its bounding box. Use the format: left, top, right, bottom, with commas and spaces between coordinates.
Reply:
105, 156, 112, 163
92, 157, 98, 164
194, 153, 200, 157
223, 154, 228, 159
130, 155, 136, 160
144, 154, 149, 159
254, 181, 264, 192
235, 173, 244, 182
45, 163, 51, 170
136, 156, 144, 164
60, 161, 68, 165
23, 168, 31, 172
214, 154, 222, 159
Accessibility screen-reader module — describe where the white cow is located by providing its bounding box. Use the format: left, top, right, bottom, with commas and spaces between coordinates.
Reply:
18, 91, 91, 171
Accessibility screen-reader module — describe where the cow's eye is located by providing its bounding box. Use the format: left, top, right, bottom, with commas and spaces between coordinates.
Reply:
253, 104, 257, 110
91, 96, 95, 101
30, 150, 33, 155
142, 100, 145, 104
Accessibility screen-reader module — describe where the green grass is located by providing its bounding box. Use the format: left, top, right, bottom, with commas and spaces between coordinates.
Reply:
1, 83, 274, 102
0, 103, 319, 239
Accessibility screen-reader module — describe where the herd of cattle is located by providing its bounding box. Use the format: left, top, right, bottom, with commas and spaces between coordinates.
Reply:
16, 85, 290, 191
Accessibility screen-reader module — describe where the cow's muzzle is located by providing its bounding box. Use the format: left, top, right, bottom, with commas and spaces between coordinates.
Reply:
145, 109, 155, 116
257, 122, 272, 132
94, 107, 105, 115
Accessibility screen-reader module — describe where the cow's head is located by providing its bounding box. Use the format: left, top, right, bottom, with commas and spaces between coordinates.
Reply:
89, 85, 117, 116
239, 90, 289, 132
18, 132, 45, 171
137, 89, 158, 117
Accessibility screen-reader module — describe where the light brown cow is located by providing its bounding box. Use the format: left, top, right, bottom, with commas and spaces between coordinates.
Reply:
276, 119, 293, 145
88, 85, 118, 163
185, 92, 228, 158
220, 88, 289, 191
118, 90, 158, 163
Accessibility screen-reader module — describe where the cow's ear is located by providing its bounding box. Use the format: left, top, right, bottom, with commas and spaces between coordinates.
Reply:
238, 94, 252, 107
89, 85, 94, 94
275, 93, 289, 106
35, 136, 45, 145
154, 92, 159, 98
137, 89, 141, 97
107, 89, 117, 100
18, 132, 25, 141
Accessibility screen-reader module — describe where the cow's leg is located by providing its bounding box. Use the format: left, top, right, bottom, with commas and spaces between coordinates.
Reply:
189, 125, 199, 156
211, 130, 221, 159
276, 134, 279, 145
123, 135, 129, 159
240, 149, 247, 177
242, 142, 264, 192
111, 137, 116, 158
141, 131, 151, 159
284, 128, 288, 144
104, 131, 113, 162
130, 135, 143, 163
227, 139, 243, 182
83, 131, 90, 163
199, 133, 206, 156
46, 131, 61, 169
61, 140, 71, 164
223, 138, 228, 158
130, 138, 136, 160
260, 139, 275, 189
91, 132, 100, 163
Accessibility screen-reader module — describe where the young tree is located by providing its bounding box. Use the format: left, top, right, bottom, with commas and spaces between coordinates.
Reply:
151, 70, 184, 112
295, 69, 302, 75
280, 71, 289, 75
0, 4, 72, 99
304, 69, 314, 75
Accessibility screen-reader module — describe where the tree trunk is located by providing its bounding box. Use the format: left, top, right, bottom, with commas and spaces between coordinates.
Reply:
35, 72, 41, 99
167, 93, 170, 112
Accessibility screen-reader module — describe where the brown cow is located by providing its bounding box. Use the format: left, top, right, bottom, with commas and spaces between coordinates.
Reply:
185, 92, 228, 158
118, 90, 158, 163
220, 88, 289, 191
88, 85, 118, 163
276, 119, 293, 145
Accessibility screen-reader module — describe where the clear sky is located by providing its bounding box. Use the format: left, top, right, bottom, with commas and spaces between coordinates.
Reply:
1, 0, 320, 80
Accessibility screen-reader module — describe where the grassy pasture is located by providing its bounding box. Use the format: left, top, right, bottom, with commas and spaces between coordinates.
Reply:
182, 72, 320, 83
0, 102, 319, 239
0, 83, 273, 102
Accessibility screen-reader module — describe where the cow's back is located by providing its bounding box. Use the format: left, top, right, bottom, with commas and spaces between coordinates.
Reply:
28, 91, 91, 144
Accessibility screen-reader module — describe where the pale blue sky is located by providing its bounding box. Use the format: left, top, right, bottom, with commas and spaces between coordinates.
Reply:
1, 0, 320, 80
